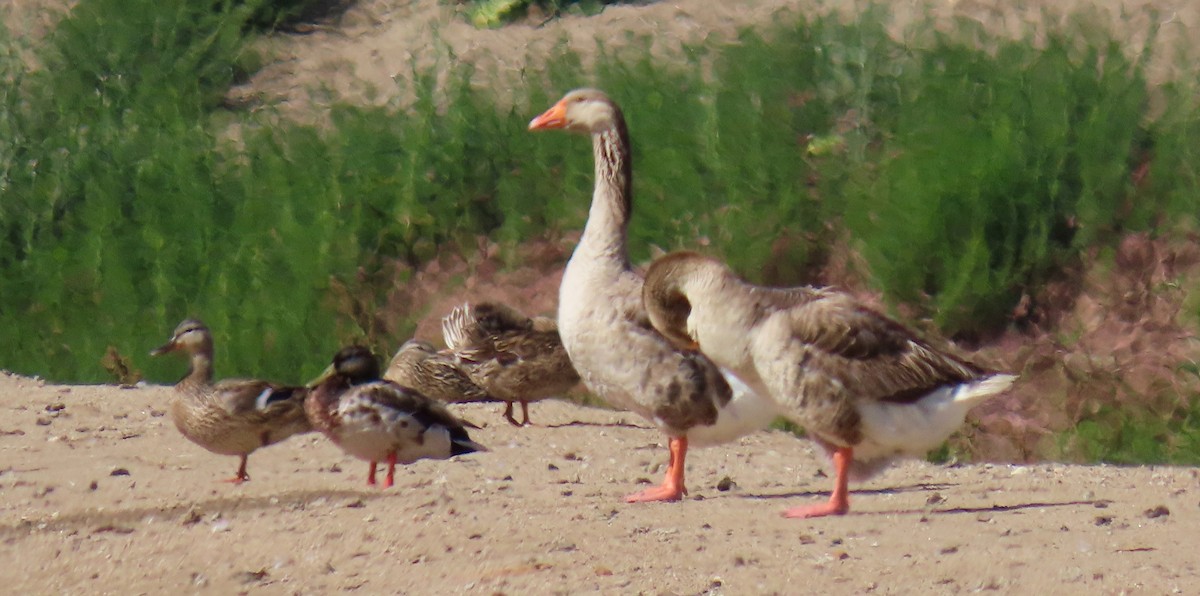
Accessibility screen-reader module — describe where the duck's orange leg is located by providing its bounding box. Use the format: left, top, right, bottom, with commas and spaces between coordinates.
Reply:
625, 436, 688, 503
782, 447, 852, 518
503, 402, 521, 427
222, 455, 250, 484
383, 452, 397, 489
366, 461, 378, 486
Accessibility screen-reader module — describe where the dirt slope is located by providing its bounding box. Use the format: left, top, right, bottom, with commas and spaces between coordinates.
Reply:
239, 0, 1200, 121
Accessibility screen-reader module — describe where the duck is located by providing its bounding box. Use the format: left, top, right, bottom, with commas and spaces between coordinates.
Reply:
529, 89, 782, 502
441, 302, 581, 426
384, 339, 497, 405
306, 345, 487, 489
150, 319, 312, 484
642, 251, 1017, 518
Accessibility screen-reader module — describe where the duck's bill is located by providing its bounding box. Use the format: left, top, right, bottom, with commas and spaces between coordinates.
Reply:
528, 102, 566, 130
149, 342, 176, 356
306, 362, 337, 388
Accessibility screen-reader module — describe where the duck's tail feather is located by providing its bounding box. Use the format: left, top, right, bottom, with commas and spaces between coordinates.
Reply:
441, 303, 477, 353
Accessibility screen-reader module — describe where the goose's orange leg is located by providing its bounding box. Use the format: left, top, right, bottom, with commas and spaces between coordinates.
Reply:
625, 436, 688, 503
366, 461, 378, 486
222, 455, 250, 484
783, 447, 852, 518
383, 452, 397, 489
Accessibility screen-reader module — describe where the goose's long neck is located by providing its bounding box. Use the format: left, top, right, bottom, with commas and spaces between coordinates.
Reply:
579, 117, 633, 261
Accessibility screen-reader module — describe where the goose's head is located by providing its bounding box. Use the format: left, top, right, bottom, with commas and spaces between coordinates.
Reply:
150, 318, 212, 357
642, 252, 721, 352
529, 88, 620, 135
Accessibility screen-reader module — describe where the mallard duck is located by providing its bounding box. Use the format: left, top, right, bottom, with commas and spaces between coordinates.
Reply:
642, 251, 1017, 518
384, 339, 496, 404
306, 345, 487, 488
150, 319, 312, 484
441, 302, 581, 426
529, 89, 782, 502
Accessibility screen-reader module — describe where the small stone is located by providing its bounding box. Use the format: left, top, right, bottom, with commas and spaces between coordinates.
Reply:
233, 569, 269, 585
939, 546, 959, 555
1094, 516, 1113, 526
1144, 505, 1170, 519
88, 481, 99, 491
716, 476, 736, 492
110, 468, 131, 477
35, 417, 52, 426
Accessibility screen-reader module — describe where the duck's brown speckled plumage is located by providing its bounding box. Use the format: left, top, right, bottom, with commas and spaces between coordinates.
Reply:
643, 251, 1017, 517
441, 302, 581, 426
151, 319, 311, 483
384, 340, 496, 404
530, 88, 779, 503
306, 345, 486, 488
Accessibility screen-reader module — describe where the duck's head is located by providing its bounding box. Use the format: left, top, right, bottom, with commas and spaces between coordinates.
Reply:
150, 319, 212, 357
529, 88, 620, 135
330, 345, 382, 385
310, 345, 383, 388
398, 339, 438, 356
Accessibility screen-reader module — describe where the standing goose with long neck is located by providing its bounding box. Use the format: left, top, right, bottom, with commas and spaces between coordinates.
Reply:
529, 88, 780, 502
643, 252, 1017, 518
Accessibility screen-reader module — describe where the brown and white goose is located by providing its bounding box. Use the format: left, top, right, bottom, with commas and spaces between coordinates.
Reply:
529, 89, 781, 502
441, 302, 581, 427
642, 251, 1017, 518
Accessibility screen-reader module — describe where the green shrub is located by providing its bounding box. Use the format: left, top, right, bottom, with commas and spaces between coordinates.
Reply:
2, 1, 1198, 404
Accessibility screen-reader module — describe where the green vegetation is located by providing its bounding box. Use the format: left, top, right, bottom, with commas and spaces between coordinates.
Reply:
457, 0, 621, 28
2, 1, 1199, 463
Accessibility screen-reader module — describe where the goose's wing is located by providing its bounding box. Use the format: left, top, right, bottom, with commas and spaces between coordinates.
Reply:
752, 291, 985, 413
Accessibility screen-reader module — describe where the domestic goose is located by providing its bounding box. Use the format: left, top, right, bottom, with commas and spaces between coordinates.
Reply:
529, 89, 781, 502
643, 251, 1016, 518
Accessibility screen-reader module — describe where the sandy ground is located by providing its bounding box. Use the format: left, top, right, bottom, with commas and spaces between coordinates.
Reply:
2, 370, 1198, 594
4, 2, 1200, 594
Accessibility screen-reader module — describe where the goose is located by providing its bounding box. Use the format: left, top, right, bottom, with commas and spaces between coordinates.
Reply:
384, 339, 496, 405
306, 345, 486, 488
642, 251, 1017, 518
441, 302, 581, 426
529, 89, 781, 502
150, 319, 312, 484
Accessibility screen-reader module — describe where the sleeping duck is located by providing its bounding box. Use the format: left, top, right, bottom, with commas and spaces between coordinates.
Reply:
442, 302, 580, 426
